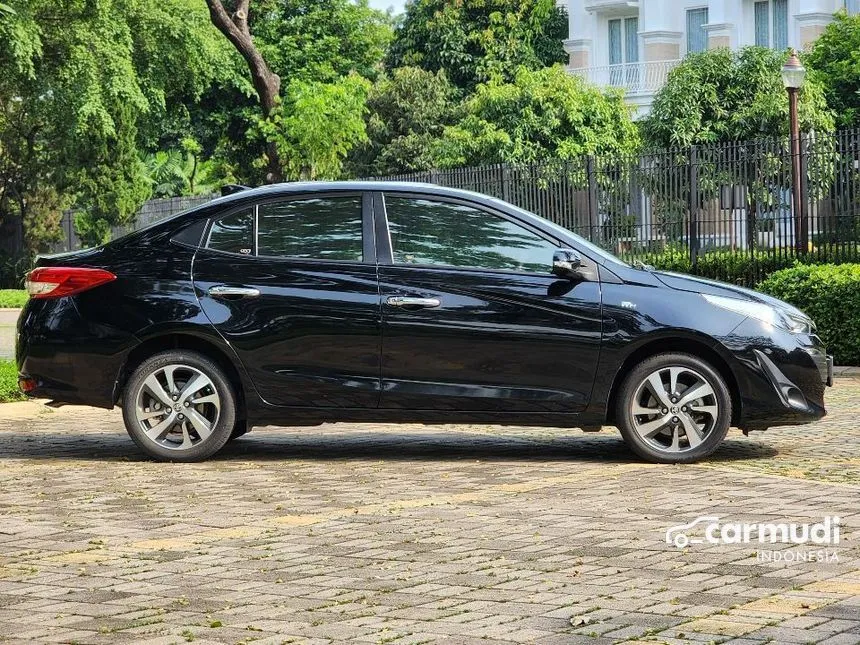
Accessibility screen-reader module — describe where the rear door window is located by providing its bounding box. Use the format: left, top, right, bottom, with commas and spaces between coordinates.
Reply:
257, 196, 363, 261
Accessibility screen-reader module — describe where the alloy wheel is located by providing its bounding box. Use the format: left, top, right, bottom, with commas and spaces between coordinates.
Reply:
134, 364, 221, 451
630, 366, 719, 453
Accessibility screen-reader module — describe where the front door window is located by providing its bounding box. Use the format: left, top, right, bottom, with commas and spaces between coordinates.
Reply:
384, 196, 558, 274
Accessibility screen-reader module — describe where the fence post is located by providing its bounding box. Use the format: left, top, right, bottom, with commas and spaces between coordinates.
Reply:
586, 155, 598, 242
689, 145, 699, 266
65, 211, 74, 252
502, 164, 511, 203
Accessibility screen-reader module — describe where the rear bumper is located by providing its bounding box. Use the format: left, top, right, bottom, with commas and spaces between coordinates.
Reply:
16, 298, 134, 408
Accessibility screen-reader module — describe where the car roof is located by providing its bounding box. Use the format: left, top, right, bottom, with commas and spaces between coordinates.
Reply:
204, 181, 498, 209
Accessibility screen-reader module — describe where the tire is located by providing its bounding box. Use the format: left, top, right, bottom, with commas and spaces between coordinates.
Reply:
615, 352, 732, 464
122, 350, 237, 462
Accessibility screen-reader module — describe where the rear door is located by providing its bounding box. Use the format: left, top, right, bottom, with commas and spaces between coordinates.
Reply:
192, 192, 381, 407
375, 192, 603, 413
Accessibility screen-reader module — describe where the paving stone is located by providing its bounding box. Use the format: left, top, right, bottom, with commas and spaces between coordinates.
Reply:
0, 377, 858, 643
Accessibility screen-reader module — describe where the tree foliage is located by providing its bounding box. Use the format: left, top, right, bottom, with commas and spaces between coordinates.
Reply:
0, 0, 233, 248
642, 47, 835, 149
202, 0, 392, 185
349, 67, 463, 176
433, 66, 639, 168
143, 139, 234, 198
258, 74, 371, 180
806, 11, 860, 129
254, 0, 392, 84
386, 0, 567, 91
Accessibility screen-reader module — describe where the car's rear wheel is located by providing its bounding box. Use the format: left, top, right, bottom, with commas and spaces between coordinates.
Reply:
615, 353, 731, 464
122, 350, 236, 462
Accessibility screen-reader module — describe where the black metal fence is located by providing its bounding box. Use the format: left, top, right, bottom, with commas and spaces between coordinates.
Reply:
26, 128, 860, 287
369, 128, 860, 284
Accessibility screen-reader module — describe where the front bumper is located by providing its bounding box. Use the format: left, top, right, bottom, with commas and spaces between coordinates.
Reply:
725, 318, 830, 429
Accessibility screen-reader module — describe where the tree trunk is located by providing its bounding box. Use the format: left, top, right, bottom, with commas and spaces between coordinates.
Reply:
205, 0, 283, 183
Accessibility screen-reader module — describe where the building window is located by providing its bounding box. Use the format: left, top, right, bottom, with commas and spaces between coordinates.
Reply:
608, 17, 639, 87
608, 17, 639, 64
848, 0, 860, 15
609, 18, 623, 65
687, 8, 709, 54
773, 0, 788, 50
754, 0, 788, 49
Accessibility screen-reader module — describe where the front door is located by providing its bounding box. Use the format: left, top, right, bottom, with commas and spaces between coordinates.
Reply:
375, 193, 603, 413
192, 192, 381, 407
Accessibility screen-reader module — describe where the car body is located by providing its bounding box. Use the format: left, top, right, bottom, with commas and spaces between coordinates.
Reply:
16, 181, 833, 462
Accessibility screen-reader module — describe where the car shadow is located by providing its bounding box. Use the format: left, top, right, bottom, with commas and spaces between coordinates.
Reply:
0, 430, 779, 463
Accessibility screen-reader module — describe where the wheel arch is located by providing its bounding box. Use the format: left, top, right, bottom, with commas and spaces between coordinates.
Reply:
604, 335, 742, 425
114, 331, 252, 422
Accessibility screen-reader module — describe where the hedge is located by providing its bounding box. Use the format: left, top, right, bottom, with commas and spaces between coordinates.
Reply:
0, 289, 28, 308
634, 244, 860, 286
0, 360, 24, 403
758, 264, 860, 366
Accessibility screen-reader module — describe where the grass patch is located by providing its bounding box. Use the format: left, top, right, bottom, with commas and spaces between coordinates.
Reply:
0, 289, 27, 308
0, 360, 24, 403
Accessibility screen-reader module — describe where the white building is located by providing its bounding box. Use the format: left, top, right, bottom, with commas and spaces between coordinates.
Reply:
565, 0, 858, 116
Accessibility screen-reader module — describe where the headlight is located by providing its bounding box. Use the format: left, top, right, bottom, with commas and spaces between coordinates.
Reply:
702, 294, 813, 333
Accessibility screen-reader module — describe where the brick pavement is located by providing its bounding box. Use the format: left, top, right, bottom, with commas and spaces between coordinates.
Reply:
0, 377, 858, 644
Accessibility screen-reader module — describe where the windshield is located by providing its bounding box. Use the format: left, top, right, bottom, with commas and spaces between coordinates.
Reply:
497, 199, 630, 268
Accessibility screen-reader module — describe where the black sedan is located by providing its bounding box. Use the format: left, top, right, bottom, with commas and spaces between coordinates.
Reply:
17, 182, 832, 463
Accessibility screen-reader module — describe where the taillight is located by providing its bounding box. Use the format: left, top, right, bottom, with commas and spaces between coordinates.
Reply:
25, 267, 117, 299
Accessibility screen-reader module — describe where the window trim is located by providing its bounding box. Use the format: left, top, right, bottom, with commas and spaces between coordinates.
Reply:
375, 191, 574, 278
201, 191, 375, 265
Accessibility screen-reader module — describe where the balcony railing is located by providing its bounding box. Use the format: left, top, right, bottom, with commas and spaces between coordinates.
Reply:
571, 60, 680, 95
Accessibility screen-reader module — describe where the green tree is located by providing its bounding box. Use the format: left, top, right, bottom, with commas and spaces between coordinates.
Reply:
349, 66, 463, 176
806, 11, 860, 128
204, 0, 392, 184
642, 47, 834, 148
0, 0, 233, 250
143, 139, 234, 199
433, 65, 639, 168
640, 47, 836, 251
254, 0, 392, 84
259, 73, 371, 180
387, 0, 568, 91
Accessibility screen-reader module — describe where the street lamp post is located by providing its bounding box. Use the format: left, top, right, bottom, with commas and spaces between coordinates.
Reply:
782, 50, 807, 254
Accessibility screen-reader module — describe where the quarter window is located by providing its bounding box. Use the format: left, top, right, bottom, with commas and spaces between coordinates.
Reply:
207, 207, 254, 255
384, 197, 557, 274
257, 196, 363, 261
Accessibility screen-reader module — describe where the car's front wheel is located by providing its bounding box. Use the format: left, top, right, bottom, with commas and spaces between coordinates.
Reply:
122, 350, 236, 462
615, 353, 732, 464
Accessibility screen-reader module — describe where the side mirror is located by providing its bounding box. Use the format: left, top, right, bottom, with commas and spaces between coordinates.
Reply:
552, 248, 582, 279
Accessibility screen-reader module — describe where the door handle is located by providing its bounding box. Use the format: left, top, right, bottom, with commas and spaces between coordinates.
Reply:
208, 285, 261, 298
386, 296, 441, 309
